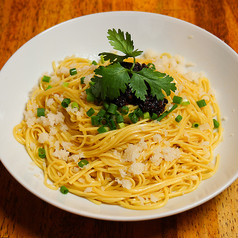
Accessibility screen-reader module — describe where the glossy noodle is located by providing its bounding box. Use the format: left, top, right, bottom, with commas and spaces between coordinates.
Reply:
13, 52, 222, 210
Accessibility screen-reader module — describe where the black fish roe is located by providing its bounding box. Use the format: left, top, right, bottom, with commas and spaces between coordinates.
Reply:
112, 62, 168, 116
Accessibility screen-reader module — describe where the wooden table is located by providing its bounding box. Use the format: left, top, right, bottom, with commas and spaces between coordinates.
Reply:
1, 0, 238, 237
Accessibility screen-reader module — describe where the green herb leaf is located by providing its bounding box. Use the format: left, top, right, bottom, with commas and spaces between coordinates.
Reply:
107, 29, 143, 58
128, 72, 148, 101
91, 63, 130, 100
98, 52, 127, 63
89, 29, 177, 103
130, 68, 176, 101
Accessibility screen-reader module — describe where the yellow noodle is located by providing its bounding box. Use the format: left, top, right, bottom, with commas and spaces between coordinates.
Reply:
13, 53, 223, 210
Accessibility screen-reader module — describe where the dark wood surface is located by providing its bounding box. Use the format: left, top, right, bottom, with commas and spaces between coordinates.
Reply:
1, 0, 238, 237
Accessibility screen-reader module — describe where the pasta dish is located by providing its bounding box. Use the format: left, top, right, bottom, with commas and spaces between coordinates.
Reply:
13, 29, 222, 210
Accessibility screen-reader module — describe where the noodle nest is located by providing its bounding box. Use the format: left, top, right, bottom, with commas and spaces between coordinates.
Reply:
13, 52, 223, 210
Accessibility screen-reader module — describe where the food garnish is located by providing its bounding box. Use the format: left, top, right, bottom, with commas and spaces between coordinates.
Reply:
87, 29, 176, 111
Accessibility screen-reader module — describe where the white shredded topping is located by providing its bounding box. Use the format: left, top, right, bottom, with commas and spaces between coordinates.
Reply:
119, 169, 127, 178
54, 94, 64, 102
61, 142, 72, 150
129, 162, 145, 175
84, 187, 93, 193
138, 196, 145, 205
153, 134, 162, 143
29, 142, 36, 150
72, 167, 80, 173
199, 123, 210, 131
150, 146, 181, 165
78, 178, 85, 183
60, 66, 70, 76
115, 178, 132, 190
52, 149, 69, 161
150, 194, 159, 203
69, 154, 81, 163
38, 132, 49, 143
123, 138, 147, 163
49, 127, 57, 136
46, 98, 55, 107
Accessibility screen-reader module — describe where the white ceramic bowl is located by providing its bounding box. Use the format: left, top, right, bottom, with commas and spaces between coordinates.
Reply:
1, 11, 238, 221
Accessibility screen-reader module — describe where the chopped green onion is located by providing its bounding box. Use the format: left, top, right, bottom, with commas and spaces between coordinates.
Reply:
196, 99, 207, 108
71, 102, 79, 110
62, 82, 69, 87
213, 119, 220, 128
107, 103, 118, 114
69, 68, 77, 76
143, 112, 150, 119
60, 186, 69, 194
97, 126, 109, 133
37, 108, 45, 117
42, 75, 51, 83
157, 111, 169, 122
175, 115, 183, 122
135, 108, 143, 117
38, 148, 46, 158
129, 113, 138, 124
100, 55, 105, 64
80, 77, 85, 84
97, 109, 106, 117
104, 113, 111, 120
86, 108, 95, 117
173, 95, 183, 104
103, 102, 109, 111
45, 85, 52, 91
61, 98, 71, 108
181, 100, 190, 106
108, 118, 117, 130
121, 106, 129, 115
117, 122, 125, 129
169, 104, 178, 112
92, 60, 97, 65
157, 104, 178, 122
91, 115, 101, 126
116, 114, 124, 123
78, 159, 89, 168
100, 117, 107, 125
192, 122, 200, 128
151, 113, 158, 120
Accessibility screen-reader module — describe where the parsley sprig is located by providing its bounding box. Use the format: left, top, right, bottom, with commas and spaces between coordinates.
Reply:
99, 29, 143, 66
89, 29, 176, 102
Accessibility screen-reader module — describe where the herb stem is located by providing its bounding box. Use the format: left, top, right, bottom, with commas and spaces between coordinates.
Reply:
130, 57, 136, 72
